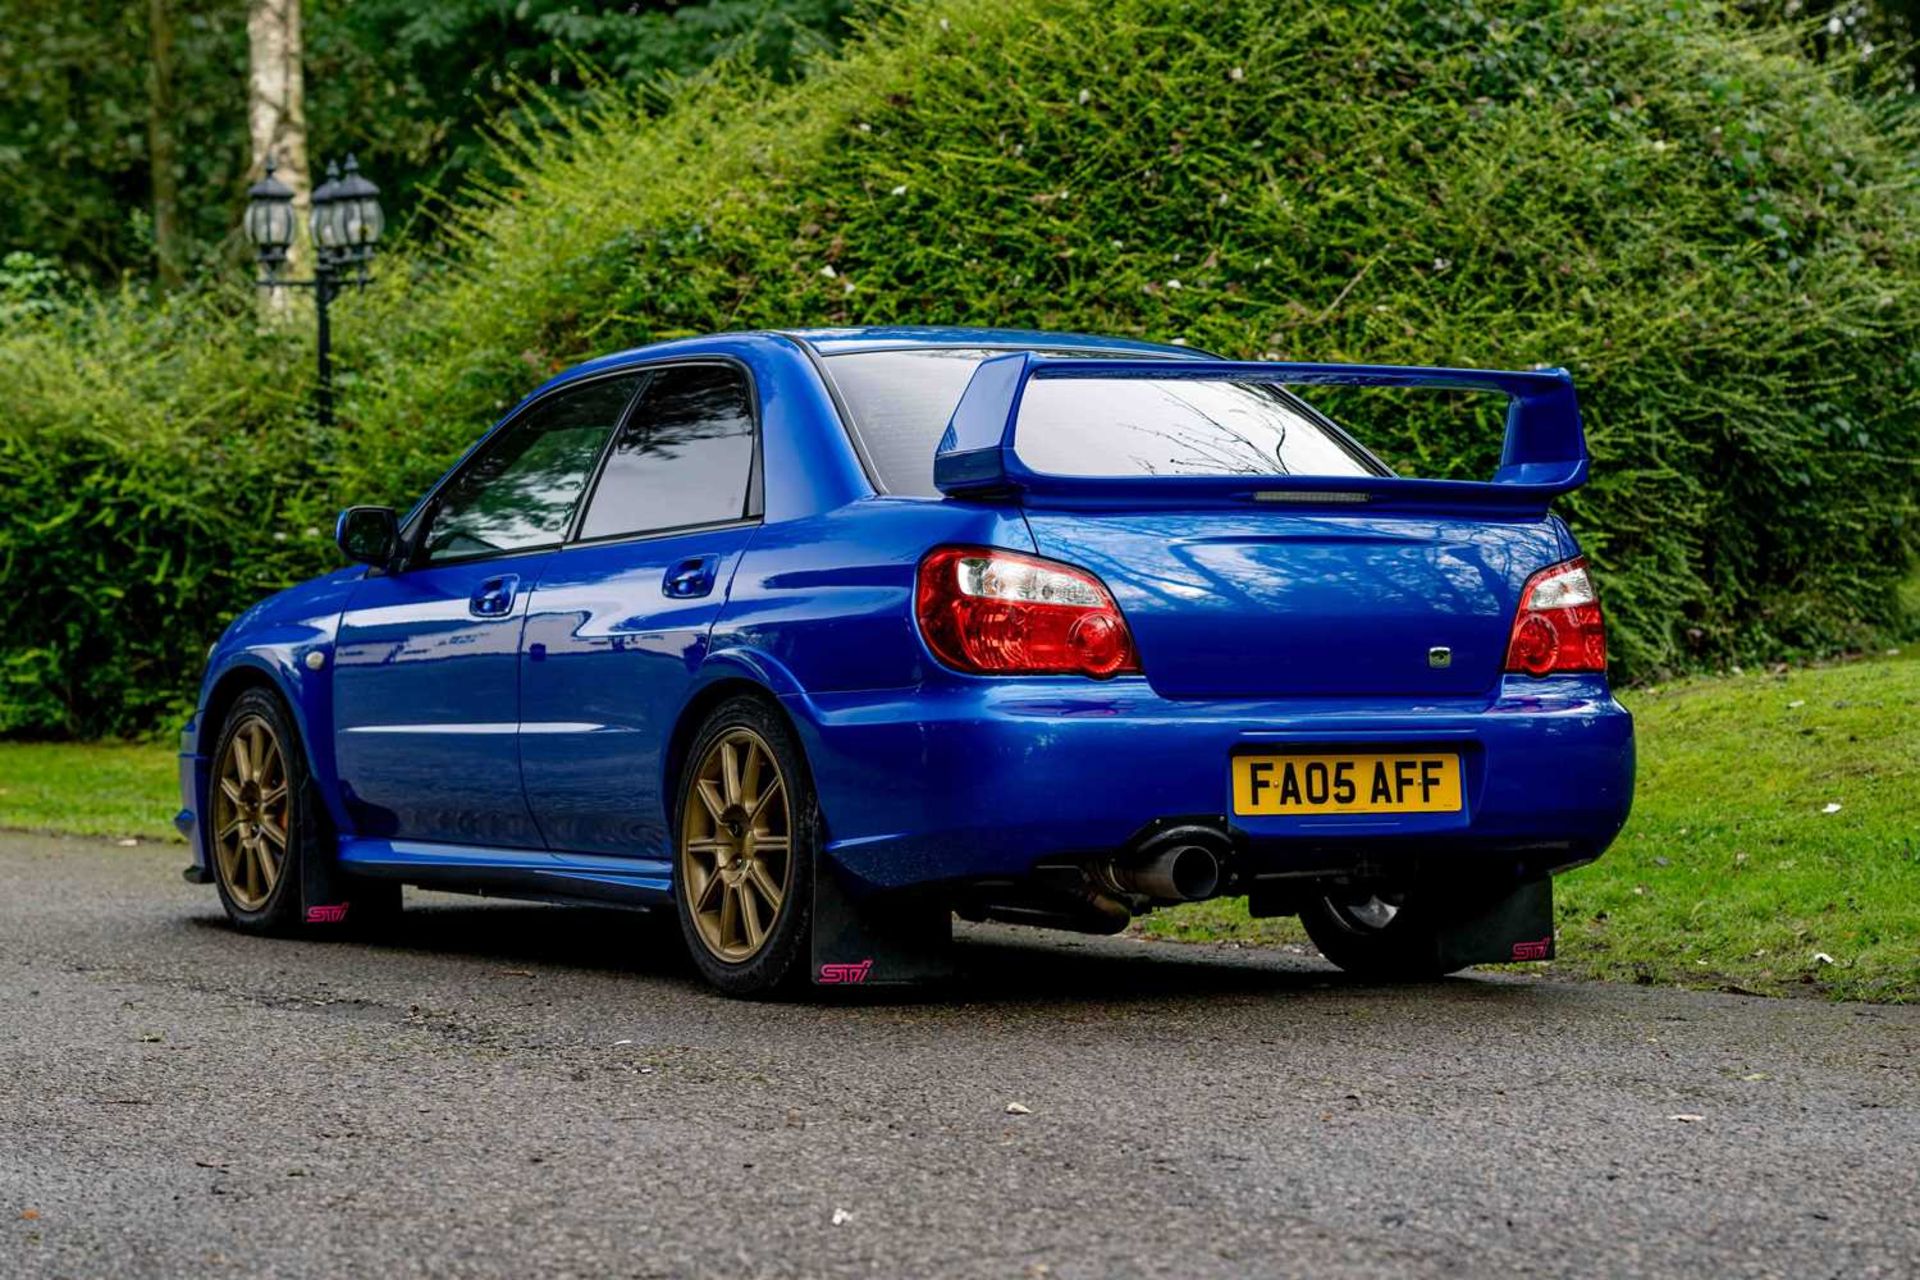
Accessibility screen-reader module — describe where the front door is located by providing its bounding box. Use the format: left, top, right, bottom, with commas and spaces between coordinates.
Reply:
519, 360, 761, 857
331, 372, 643, 847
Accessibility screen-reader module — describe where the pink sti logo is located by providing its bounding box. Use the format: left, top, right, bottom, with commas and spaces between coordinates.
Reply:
305, 903, 350, 925
1510, 936, 1552, 961
818, 959, 874, 985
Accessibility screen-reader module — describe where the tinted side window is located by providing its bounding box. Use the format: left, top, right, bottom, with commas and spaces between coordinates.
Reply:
821, 349, 1004, 497
420, 375, 639, 564
577, 363, 756, 541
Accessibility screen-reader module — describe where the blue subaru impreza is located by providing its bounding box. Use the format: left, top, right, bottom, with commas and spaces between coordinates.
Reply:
178, 327, 1634, 996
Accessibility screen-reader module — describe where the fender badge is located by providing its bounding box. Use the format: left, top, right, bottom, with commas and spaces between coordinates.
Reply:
1427, 646, 1452, 669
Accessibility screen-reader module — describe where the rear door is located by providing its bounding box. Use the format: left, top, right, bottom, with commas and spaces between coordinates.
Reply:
519, 361, 761, 857
331, 373, 641, 846
1010, 374, 1552, 700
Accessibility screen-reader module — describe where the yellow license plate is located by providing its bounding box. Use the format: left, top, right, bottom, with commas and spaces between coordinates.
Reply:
1232, 752, 1463, 816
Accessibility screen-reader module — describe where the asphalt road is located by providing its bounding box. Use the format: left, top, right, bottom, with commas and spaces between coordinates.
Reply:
1, 834, 1915, 1280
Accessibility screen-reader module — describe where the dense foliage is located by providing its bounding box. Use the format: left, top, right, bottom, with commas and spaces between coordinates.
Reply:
0, 0, 853, 283
2, 0, 1915, 737
0, 0, 248, 280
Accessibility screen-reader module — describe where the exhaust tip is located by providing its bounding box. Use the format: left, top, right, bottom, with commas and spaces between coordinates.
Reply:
1106, 837, 1226, 903
1164, 845, 1221, 901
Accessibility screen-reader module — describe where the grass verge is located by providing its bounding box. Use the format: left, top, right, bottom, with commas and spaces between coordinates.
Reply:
1139, 652, 1919, 1002
0, 740, 180, 843
1, 654, 1914, 999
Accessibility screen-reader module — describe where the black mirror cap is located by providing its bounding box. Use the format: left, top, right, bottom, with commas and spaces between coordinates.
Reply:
335, 505, 398, 568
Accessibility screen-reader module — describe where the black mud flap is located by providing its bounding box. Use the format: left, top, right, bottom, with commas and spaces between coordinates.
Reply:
298, 823, 359, 929
294, 780, 398, 933
1435, 876, 1556, 970
811, 855, 954, 988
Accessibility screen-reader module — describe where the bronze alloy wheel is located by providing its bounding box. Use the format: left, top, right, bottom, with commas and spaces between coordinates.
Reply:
679, 726, 793, 964
212, 712, 290, 911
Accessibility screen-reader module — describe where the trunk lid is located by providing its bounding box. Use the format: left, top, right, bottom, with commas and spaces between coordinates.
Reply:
1023, 508, 1561, 700
932, 352, 1592, 698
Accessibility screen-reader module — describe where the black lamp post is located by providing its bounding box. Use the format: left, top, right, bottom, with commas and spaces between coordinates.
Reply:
243, 152, 385, 428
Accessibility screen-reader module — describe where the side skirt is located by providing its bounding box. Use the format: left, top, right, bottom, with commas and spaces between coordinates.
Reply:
336, 837, 672, 907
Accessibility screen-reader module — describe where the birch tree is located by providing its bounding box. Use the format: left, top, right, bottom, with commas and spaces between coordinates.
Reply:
248, 0, 308, 311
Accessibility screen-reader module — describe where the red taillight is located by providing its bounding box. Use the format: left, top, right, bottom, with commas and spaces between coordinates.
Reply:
1505, 556, 1607, 676
915, 546, 1142, 678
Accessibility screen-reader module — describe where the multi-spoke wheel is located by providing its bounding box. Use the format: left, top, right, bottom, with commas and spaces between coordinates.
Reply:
212, 711, 290, 911
208, 688, 309, 931
681, 727, 792, 962
673, 697, 815, 996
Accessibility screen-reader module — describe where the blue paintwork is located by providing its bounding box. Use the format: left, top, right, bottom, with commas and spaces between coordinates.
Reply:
180, 326, 1634, 910
332, 553, 551, 846
791, 675, 1633, 889
518, 523, 759, 855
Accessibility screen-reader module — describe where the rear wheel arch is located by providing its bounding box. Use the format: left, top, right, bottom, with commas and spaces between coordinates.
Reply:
661, 677, 812, 831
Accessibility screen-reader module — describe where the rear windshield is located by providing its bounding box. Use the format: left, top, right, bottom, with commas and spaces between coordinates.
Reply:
1016, 376, 1378, 480
822, 348, 1378, 495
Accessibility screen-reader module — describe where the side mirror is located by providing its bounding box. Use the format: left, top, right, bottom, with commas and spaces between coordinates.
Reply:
335, 505, 398, 568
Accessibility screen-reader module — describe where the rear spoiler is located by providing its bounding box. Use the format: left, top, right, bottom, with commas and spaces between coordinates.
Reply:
933, 354, 1588, 511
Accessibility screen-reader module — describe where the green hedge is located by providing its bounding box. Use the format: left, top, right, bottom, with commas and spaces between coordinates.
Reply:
3, 0, 1915, 738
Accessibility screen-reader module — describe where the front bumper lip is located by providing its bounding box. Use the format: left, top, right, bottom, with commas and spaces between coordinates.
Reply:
787, 675, 1635, 891
178, 717, 210, 881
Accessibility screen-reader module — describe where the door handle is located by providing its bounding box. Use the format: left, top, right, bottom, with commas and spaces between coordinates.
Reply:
469, 574, 520, 617
663, 555, 720, 600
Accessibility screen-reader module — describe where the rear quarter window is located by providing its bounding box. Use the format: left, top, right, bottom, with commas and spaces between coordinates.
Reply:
822, 349, 1001, 496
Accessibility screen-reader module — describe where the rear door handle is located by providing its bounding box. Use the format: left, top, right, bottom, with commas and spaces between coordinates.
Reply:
469, 573, 520, 617
663, 555, 720, 600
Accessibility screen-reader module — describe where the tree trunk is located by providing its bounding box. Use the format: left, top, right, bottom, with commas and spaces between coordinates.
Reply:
248, 0, 308, 313
147, 0, 182, 288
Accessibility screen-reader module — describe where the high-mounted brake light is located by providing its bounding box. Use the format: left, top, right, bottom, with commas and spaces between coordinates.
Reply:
1505, 556, 1607, 676
916, 546, 1141, 678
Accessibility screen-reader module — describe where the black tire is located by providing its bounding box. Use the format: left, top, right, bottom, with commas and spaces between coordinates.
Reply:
671, 695, 817, 998
208, 687, 401, 937
1298, 885, 1467, 981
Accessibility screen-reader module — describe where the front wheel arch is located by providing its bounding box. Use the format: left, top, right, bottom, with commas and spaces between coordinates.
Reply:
199, 664, 285, 758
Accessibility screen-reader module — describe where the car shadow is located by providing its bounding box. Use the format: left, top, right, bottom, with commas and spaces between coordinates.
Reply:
189, 892, 1542, 1010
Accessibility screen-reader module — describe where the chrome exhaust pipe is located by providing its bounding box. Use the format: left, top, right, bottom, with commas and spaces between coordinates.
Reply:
1107, 843, 1222, 903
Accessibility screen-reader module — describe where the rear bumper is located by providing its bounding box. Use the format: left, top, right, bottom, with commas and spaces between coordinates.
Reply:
787, 675, 1633, 891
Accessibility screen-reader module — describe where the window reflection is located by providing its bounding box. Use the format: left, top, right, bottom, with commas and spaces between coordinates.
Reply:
423, 375, 639, 564
577, 364, 755, 541
1016, 378, 1375, 479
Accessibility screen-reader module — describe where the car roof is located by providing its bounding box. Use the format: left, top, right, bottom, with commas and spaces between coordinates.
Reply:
523, 326, 1204, 405
777, 325, 1203, 358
